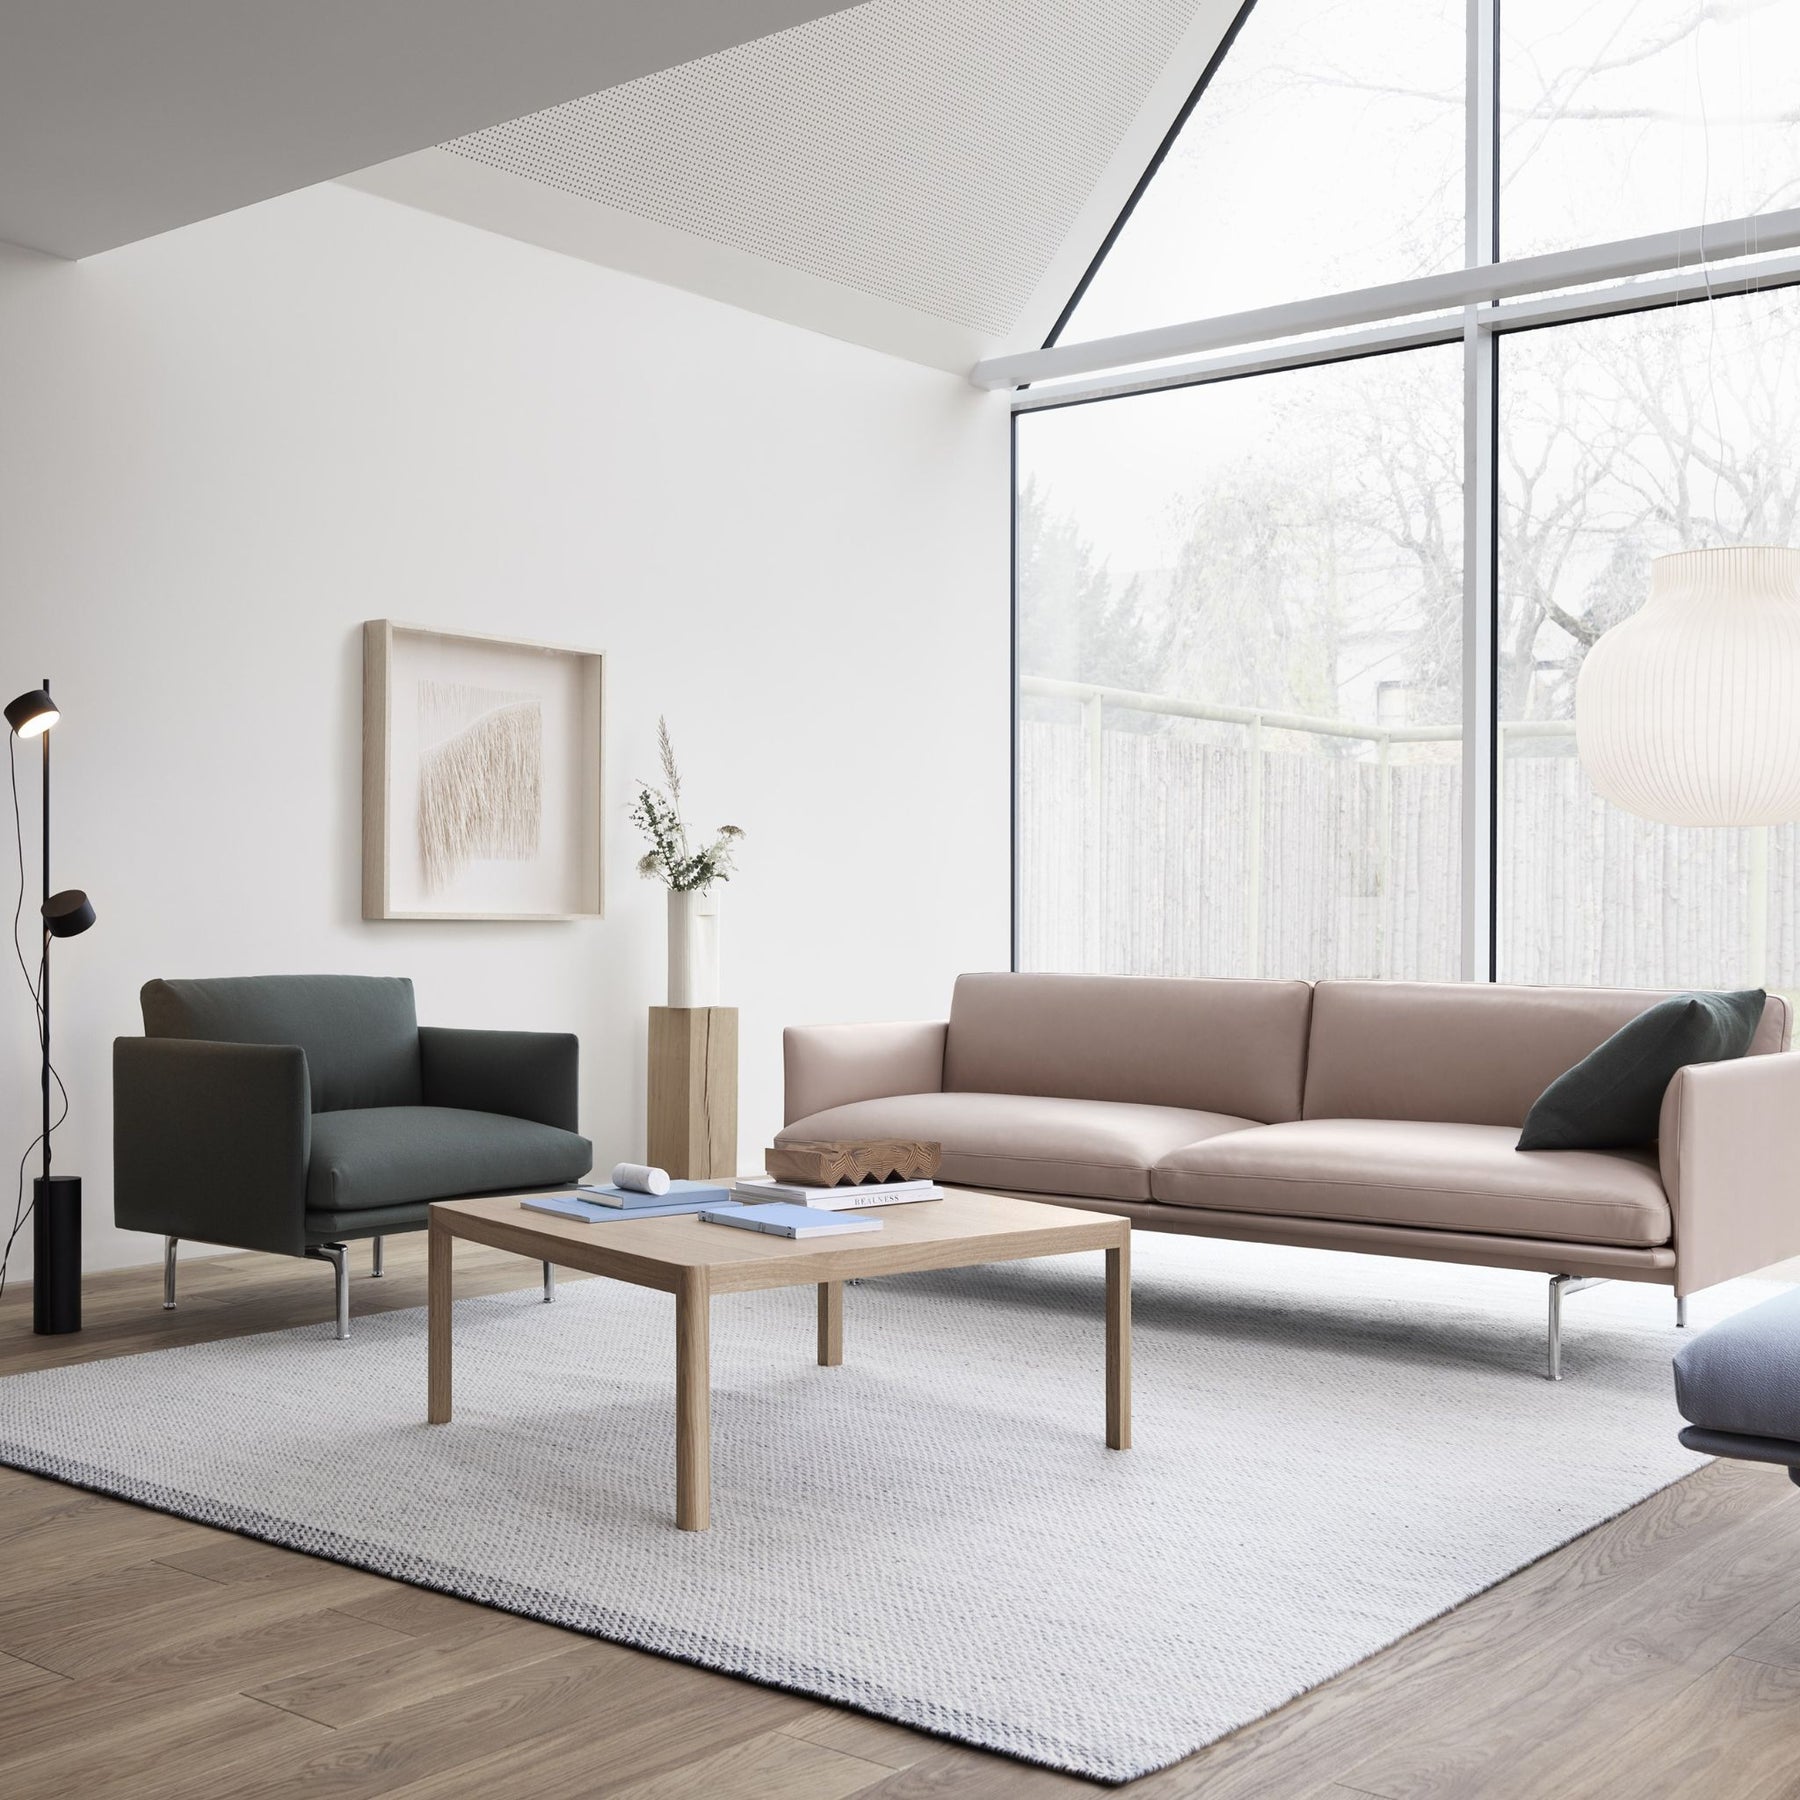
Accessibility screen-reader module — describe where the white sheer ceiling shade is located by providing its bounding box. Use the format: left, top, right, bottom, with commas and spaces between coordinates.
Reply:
1575, 546, 1800, 828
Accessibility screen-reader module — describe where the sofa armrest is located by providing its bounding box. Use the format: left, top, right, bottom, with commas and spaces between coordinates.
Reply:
418, 1026, 579, 1132
113, 1038, 311, 1256
783, 1020, 947, 1126
1661, 1052, 1800, 1294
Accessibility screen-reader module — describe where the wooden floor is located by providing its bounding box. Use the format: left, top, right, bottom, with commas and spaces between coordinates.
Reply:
3, 1242, 1800, 1800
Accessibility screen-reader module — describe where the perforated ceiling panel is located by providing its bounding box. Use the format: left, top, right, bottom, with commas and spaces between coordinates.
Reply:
442, 0, 1207, 337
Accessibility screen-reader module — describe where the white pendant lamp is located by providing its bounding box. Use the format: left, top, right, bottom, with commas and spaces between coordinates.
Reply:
1575, 545, 1800, 826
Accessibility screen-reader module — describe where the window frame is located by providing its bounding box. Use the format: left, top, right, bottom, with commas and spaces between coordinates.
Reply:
1008, 0, 1800, 981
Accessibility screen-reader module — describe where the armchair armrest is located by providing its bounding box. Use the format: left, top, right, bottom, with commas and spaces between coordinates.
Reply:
1661, 1052, 1800, 1294
418, 1026, 579, 1132
783, 1020, 947, 1126
113, 1038, 311, 1256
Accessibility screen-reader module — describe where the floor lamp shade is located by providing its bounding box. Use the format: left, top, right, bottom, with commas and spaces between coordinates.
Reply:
4, 688, 57, 738
1575, 546, 1800, 827
43, 888, 95, 938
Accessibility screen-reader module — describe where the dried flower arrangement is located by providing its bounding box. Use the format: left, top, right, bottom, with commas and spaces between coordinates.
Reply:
630, 717, 744, 893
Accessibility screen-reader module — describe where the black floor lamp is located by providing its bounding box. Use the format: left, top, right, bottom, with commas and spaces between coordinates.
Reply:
6, 681, 95, 1335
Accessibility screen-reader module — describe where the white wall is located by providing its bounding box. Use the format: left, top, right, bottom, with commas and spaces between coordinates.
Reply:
0, 182, 1012, 1278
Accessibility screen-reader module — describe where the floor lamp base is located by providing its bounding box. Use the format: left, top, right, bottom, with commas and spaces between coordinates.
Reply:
33, 1175, 81, 1335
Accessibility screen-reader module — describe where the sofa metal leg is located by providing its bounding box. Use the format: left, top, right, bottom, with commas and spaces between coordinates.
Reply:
307, 1243, 351, 1340
371, 1236, 385, 1278
1547, 1275, 1602, 1380
1676, 1293, 1689, 1329
543, 1261, 556, 1303
163, 1237, 178, 1310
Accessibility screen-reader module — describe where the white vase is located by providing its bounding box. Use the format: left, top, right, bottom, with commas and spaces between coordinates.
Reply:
667, 886, 721, 1007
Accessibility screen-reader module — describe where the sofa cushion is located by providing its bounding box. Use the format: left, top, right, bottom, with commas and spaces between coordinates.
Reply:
778, 1091, 1259, 1203
306, 1106, 592, 1213
1152, 1119, 1670, 1247
1674, 1286, 1800, 1444
943, 972, 1313, 1123
143, 974, 423, 1113
1303, 981, 1790, 1128
1519, 989, 1766, 1151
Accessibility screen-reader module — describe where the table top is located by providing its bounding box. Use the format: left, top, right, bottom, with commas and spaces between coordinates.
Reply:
431, 1187, 1129, 1295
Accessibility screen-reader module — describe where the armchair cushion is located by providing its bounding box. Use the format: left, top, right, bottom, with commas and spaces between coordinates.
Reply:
142, 974, 422, 1113
304, 1200, 433, 1239
305, 1106, 592, 1214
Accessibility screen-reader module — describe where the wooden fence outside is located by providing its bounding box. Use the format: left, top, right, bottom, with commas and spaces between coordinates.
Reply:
1018, 678, 1796, 990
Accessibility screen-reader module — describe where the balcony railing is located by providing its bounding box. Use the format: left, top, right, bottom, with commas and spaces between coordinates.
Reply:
1019, 673, 1778, 984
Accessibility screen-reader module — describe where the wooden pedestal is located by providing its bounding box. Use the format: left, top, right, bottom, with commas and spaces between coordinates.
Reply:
647, 1006, 739, 1180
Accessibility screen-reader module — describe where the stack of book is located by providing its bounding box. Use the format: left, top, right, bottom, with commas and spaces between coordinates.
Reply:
729, 1175, 943, 1211
522, 1179, 732, 1224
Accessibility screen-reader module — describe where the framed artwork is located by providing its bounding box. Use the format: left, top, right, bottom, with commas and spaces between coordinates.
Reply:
362, 621, 604, 921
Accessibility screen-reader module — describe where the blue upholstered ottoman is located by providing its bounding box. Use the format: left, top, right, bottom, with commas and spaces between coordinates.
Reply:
1674, 1286, 1800, 1486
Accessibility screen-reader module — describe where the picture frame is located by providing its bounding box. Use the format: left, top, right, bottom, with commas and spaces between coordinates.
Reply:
362, 620, 604, 921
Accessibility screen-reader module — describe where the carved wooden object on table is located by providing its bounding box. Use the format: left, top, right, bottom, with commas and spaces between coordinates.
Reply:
765, 1138, 943, 1187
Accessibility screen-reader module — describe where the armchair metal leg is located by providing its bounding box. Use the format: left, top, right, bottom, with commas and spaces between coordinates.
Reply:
371, 1236, 385, 1278
1547, 1275, 1602, 1380
306, 1243, 351, 1340
543, 1261, 556, 1303
1676, 1294, 1689, 1329
163, 1237, 178, 1310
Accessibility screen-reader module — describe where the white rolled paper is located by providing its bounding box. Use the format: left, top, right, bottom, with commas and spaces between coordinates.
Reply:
611, 1162, 671, 1196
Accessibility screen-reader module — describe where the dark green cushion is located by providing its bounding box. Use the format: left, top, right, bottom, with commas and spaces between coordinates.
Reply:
305, 1105, 592, 1213
1518, 989, 1766, 1152
142, 975, 422, 1113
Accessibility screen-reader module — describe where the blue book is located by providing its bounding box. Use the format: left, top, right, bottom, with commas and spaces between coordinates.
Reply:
522, 1193, 738, 1224
574, 1180, 733, 1209
700, 1203, 882, 1239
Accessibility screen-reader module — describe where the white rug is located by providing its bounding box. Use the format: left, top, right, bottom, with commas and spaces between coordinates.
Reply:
0, 1236, 1772, 1783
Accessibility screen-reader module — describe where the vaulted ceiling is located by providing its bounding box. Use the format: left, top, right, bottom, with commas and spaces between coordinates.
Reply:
5, 1, 1244, 376
0, 0, 853, 258
347, 0, 1244, 370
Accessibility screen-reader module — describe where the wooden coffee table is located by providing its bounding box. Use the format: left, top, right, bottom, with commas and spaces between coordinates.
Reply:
427, 1188, 1131, 1530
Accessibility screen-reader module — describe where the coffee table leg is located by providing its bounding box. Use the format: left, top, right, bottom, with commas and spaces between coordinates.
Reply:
428, 1219, 452, 1425
818, 1281, 844, 1366
1106, 1235, 1131, 1450
675, 1272, 711, 1531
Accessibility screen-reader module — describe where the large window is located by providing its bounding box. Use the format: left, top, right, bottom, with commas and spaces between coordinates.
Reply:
1500, 0, 1800, 258
1015, 0, 1800, 989
1018, 350, 1463, 979
1498, 288, 1800, 987
1063, 0, 1465, 339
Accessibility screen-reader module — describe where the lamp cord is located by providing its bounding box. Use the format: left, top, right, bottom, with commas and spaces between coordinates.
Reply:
1, 736, 69, 1301
1692, 12, 1727, 540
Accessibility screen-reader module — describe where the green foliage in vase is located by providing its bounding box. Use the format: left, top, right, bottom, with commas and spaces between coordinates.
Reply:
630, 717, 745, 893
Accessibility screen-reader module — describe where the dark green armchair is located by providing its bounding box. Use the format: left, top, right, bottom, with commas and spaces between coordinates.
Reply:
114, 974, 592, 1337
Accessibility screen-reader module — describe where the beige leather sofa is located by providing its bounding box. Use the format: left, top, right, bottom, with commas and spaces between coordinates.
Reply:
780, 974, 1798, 1377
